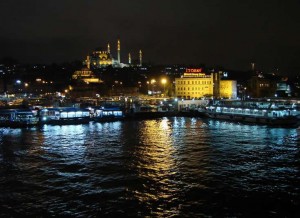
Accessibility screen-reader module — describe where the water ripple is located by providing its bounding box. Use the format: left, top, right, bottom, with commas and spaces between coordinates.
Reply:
0, 118, 299, 217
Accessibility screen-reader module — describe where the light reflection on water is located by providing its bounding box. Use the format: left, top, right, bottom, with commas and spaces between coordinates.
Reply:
0, 118, 299, 217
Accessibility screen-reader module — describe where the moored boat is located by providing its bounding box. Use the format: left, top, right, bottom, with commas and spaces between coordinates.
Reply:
39, 107, 91, 125
92, 106, 124, 122
204, 100, 299, 126
0, 109, 39, 127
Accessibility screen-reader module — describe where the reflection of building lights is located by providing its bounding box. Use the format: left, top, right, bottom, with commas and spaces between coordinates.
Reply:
131, 119, 179, 203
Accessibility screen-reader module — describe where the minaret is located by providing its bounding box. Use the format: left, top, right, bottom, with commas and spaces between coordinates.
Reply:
139, 49, 142, 66
117, 39, 120, 63
128, 53, 131, 65
251, 62, 255, 72
86, 55, 91, 69
107, 43, 110, 53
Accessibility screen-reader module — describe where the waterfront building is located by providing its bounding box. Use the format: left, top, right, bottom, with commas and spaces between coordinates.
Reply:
220, 80, 237, 99
276, 81, 291, 97
175, 69, 237, 99
175, 69, 213, 99
248, 76, 276, 98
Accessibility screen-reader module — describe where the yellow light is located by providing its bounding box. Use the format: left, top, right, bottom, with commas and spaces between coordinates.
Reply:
151, 79, 156, 84
161, 78, 167, 85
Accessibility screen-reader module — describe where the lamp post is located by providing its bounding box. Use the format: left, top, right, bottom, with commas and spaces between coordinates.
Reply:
161, 78, 167, 96
151, 79, 156, 95
146, 81, 149, 95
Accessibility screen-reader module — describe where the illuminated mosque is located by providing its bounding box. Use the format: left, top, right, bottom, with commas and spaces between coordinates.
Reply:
84, 39, 142, 69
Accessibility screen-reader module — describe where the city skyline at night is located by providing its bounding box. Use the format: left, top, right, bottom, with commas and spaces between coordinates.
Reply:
0, 0, 300, 76
0, 1, 300, 216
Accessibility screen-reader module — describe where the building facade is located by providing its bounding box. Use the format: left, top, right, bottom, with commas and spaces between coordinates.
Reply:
175, 69, 237, 99
175, 69, 213, 99
248, 76, 277, 98
220, 80, 237, 99
72, 68, 102, 84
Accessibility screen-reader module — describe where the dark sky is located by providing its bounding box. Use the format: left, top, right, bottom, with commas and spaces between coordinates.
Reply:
1, 0, 300, 75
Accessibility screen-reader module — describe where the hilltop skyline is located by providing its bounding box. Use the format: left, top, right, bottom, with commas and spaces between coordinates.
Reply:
0, 0, 300, 75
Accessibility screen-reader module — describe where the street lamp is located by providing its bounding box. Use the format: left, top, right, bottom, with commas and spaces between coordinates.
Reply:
146, 81, 150, 94
161, 78, 167, 95
150, 79, 156, 95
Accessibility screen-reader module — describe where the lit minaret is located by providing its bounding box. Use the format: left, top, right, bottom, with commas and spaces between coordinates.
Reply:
86, 55, 91, 69
251, 62, 255, 72
128, 53, 131, 65
107, 43, 110, 53
117, 39, 120, 63
139, 49, 142, 66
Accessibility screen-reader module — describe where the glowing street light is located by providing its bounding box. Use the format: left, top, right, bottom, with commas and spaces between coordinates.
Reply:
150, 79, 156, 95
161, 78, 167, 95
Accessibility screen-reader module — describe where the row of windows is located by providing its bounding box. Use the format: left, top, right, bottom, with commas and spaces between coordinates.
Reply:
177, 80, 212, 85
259, 83, 269, 87
177, 87, 209, 91
177, 92, 211, 95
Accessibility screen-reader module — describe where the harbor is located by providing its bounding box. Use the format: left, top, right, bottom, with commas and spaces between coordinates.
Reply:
1, 1, 300, 216
0, 97, 299, 127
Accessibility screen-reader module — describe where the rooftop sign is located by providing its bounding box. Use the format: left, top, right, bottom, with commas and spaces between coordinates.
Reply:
186, 68, 202, 73
183, 68, 208, 77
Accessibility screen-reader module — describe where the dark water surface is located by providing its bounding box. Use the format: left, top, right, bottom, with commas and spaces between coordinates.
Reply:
0, 117, 299, 217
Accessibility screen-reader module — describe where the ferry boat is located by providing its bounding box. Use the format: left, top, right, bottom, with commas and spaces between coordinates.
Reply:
203, 100, 299, 126
0, 109, 39, 127
92, 106, 124, 122
39, 107, 91, 125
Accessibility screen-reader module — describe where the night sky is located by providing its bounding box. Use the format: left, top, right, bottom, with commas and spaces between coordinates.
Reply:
1, 0, 300, 75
